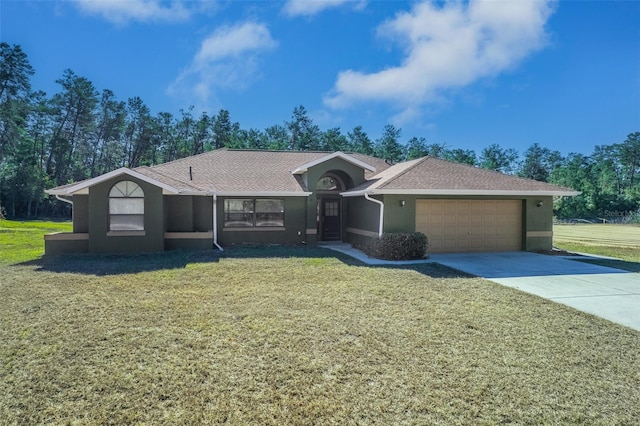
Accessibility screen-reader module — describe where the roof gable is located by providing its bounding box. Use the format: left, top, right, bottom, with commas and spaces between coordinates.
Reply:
344, 156, 579, 197
290, 151, 376, 175
46, 168, 181, 196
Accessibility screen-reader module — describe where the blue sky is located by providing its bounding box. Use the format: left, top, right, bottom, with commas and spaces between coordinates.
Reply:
2, 0, 639, 156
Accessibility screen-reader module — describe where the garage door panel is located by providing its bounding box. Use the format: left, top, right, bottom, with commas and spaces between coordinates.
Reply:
443, 215, 459, 225
416, 200, 522, 253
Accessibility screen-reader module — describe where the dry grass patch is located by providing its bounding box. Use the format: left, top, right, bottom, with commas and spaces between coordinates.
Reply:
554, 224, 640, 271
1, 247, 639, 424
553, 223, 640, 249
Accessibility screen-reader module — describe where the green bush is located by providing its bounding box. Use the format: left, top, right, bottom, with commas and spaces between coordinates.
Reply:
359, 232, 428, 260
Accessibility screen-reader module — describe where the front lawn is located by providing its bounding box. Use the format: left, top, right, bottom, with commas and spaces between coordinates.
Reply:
554, 224, 640, 272
0, 219, 72, 265
1, 223, 639, 424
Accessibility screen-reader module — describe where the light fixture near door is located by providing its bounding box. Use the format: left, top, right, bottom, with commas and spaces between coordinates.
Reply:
400, 200, 406, 208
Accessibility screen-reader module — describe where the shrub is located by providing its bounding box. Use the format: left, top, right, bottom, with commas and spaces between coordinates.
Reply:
359, 232, 428, 260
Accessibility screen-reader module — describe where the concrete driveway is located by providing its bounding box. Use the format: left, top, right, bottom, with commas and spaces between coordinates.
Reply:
429, 251, 640, 331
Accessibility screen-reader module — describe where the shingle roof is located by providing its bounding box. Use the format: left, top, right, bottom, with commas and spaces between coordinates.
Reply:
345, 156, 578, 195
46, 149, 578, 197
138, 149, 389, 193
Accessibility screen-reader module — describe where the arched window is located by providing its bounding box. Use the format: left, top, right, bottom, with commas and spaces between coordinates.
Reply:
317, 175, 344, 191
109, 181, 144, 231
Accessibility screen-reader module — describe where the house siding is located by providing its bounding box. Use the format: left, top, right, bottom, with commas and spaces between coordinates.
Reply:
193, 196, 213, 232
88, 175, 165, 253
381, 195, 553, 252
72, 194, 89, 233
164, 194, 214, 233
523, 196, 554, 251
217, 196, 307, 245
344, 195, 381, 247
165, 195, 194, 232
305, 157, 369, 244
345, 194, 554, 252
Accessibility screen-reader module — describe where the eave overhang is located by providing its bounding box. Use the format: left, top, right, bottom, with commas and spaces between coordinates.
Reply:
45, 168, 181, 196
291, 151, 376, 175
215, 191, 312, 197
341, 189, 581, 197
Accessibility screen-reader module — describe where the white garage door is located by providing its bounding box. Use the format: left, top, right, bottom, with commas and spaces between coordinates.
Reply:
416, 200, 522, 253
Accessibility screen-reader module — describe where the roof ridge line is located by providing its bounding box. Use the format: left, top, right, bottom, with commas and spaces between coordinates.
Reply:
377, 156, 430, 189
430, 155, 576, 191
149, 148, 228, 169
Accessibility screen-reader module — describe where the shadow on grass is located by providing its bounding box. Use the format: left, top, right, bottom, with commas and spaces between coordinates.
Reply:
19, 249, 222, 276
573, 258, 640, 273
16, 245, 468, 278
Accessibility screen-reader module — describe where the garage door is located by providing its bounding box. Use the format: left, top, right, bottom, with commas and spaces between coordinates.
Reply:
416, 200, 522, 253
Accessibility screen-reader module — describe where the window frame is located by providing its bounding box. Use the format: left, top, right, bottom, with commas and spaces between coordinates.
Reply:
316, 174, 345, 192
108, 180, 145, 234
223, 198, 285, 228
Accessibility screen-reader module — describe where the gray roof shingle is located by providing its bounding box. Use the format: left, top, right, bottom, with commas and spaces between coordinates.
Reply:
346, 156, 577, 195
47, 149, 577, 196
140, 149, 389, 193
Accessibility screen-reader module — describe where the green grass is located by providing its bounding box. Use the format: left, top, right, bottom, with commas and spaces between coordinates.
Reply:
1, 223, 639, 424
554, 224, 640, 272
0, 219, 72, 265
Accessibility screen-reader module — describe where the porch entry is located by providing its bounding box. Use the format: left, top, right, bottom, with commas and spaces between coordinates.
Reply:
320, 198, 341, 241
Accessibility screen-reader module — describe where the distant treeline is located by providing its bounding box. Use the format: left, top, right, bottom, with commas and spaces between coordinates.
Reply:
1, 43, 638, 221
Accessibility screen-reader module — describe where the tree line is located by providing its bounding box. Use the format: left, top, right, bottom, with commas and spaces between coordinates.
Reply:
1, 43, 638, 221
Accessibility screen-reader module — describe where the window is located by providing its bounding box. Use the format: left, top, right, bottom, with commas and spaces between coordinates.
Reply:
256, 199, 284, 227
317, 175, 344, 191
224, 199, 284, 228
109, 181, 144, 231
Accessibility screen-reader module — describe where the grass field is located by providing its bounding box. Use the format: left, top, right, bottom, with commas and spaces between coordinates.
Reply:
1, 221, 639, 424
0, 219, 72, 265
553, 224, 640, 271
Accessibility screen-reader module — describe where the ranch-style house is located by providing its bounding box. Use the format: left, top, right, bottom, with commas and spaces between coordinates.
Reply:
44, 149, 578, 255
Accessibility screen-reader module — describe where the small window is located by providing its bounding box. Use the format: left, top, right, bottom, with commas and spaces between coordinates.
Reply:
317, 176, 343, 191
109, 181, 144, 231
224, 199, 284, 228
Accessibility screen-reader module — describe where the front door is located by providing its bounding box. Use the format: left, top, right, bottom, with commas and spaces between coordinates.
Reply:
321, 199, 340, 241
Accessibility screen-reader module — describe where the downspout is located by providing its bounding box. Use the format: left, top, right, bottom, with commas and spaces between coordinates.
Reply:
212, 193, 224, 251
364, 192, 384, 237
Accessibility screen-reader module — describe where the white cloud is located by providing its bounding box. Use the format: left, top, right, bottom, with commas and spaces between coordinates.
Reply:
168, 22, 277, 107
283, 0, 364, 17
72, 0, 194, 24
324, 0, 555, 118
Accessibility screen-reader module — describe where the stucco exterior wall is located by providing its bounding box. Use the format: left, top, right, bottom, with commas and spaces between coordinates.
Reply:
344, 195, 381, 247
165, 195, 194, 232
345, 194, 555, 252
523, 196, 554, 251
304, 158, 369, 243
72, 194, 89, 233
217, 196, 307, 245
88, 175, 165, 253
44, 234, 89, 254
193, 196, 213, 232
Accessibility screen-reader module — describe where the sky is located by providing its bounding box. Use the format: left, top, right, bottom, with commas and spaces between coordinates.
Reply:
1, 0, 639, 157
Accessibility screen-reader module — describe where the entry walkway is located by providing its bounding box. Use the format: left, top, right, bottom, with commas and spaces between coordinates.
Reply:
430, 252, 640, 331
318, 242, 430, 266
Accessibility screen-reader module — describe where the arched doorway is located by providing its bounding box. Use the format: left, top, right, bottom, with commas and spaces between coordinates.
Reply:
317, 174, 344, 241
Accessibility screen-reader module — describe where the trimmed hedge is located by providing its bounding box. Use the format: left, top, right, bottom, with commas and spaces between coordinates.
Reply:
358, 232, 428, 260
